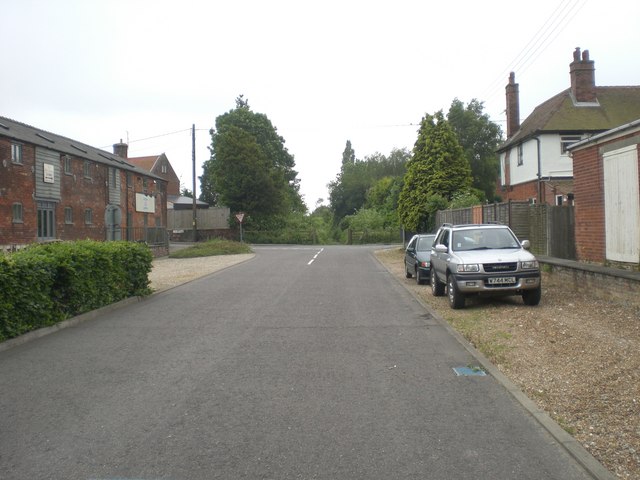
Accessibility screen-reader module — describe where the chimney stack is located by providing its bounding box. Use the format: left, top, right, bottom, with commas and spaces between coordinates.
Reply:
505, 72, 520, 138
113, 139, 128, 159
570, 47, 596, 103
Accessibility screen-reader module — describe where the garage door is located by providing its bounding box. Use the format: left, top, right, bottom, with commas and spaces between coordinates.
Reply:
604, 145, 640, 263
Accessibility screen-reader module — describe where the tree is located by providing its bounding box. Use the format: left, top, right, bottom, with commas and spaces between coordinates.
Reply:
342, 140, 356, 167
181, 188, 193, 198
200, 97, 305, 225
398, 111, 472, 232
329, 145, 409, 227
447, 98, 503, 201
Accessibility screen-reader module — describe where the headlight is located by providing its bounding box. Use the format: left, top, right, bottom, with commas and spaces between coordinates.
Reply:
521, 260, 539, 269
457, 264, 479, 273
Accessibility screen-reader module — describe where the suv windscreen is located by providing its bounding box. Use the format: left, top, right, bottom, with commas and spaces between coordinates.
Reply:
452, 228, 520, 251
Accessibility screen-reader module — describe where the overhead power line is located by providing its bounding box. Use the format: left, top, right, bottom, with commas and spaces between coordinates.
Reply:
480, 0, 588, 109
100, 128, 192, 150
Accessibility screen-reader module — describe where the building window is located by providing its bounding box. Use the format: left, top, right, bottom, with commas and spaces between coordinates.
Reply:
109, 167, 118, 187
64, 207, 73, 224
161, 163, 167, 174
142, 177, 148, 189
84, 208, 93, 224
517, 144, 524, 166
12, 203, 23, 223
555, 195, 564, 206
37, 201, 56, 240
561, 136, 581, 154
11, 143, 23, 164
63, 156, 72, 174
83, 161, 92, 178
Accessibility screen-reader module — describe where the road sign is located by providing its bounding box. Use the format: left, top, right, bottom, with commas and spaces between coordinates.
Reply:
235, 213, 245, 223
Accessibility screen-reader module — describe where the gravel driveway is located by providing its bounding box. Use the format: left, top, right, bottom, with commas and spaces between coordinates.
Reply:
375, 247, 640, 480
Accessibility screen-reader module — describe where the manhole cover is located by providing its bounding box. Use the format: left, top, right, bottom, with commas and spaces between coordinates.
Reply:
453, 366, 487, 376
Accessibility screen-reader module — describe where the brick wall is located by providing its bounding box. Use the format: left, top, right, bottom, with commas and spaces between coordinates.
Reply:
0, 140, 37, 244
572, 145, 605, 262
500, 178, 574, 205
58, 154, 108, 241
1, 137, 168, 248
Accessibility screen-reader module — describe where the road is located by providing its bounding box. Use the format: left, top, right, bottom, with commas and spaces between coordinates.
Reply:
0, 245, 595, 480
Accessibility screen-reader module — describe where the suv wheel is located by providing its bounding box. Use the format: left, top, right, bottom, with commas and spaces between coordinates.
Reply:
431, 268, 445, 296
522, 285, 541, 306
447, 274, 466, 309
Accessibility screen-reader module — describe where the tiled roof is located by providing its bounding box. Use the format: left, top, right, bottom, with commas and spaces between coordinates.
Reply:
499, 86, 640, 151
0, 115, 163, 180
128, 155, 160, 172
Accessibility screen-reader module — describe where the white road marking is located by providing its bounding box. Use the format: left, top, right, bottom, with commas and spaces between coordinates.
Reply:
308, 248, 324, 265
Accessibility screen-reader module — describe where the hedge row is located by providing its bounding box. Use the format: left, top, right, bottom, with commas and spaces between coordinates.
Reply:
0, 241, 153, 342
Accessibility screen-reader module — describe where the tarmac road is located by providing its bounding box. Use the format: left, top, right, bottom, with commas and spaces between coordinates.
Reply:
0, 245, 602, 479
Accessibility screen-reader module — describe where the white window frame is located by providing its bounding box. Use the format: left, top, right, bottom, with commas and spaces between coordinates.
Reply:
11, 143, 23, 164
561, 136, 582, 155
517, 144, 524, 166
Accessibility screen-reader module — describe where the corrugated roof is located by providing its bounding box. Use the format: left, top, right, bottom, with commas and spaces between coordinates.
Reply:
498, 86, 640, 151
0, 115, 164, 181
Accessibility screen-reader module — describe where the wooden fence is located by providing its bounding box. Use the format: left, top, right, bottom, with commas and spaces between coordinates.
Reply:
435, 201, 576, 259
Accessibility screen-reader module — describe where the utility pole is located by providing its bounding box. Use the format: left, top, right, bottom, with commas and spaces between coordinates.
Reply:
192, 124, 197, 242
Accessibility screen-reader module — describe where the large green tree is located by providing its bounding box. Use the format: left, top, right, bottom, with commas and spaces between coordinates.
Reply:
447, 98, 502, 201
398, 111, 472, 232
200, 97, 305, 225
328, 144, 409, 226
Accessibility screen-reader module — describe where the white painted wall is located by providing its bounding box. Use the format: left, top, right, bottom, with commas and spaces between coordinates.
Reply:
500, 133, 574, 186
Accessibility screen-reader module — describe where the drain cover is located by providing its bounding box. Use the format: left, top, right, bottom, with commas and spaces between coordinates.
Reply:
453, 366, 487, 376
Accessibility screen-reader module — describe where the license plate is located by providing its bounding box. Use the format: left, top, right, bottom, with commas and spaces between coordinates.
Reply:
488, 277, 516, 285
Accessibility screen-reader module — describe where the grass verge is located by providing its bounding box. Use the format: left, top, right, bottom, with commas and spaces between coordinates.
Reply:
169, 239, 252, 258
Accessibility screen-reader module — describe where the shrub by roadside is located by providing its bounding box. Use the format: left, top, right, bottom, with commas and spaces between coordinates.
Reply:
0, 241, 152, 342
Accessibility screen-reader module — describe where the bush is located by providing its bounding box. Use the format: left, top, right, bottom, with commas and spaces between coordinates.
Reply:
0, 241, 152, 342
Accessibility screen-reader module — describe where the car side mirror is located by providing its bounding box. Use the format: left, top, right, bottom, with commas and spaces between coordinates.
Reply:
435, 244, 448, 253
521, 240, 531, 250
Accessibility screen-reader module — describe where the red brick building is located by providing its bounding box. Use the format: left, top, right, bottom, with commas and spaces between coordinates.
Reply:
568, 119, 640, 267
128, 153, 181, 196
497, 48, 640, 205
0, 116, 168, 251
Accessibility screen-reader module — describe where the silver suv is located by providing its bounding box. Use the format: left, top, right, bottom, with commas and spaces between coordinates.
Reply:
430, 223, 541, 309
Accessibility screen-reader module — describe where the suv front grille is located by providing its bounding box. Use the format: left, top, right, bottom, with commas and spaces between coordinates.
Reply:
483, 262, 517, 273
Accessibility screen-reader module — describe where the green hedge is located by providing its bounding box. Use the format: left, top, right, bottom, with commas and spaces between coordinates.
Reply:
0, 241, 153, 342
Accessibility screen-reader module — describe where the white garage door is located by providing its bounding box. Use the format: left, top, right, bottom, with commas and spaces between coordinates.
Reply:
604, 144, 640, 263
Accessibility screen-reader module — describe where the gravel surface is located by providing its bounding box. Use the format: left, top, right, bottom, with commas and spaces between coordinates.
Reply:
375, 247, 640, 480
149, 253, 255, 292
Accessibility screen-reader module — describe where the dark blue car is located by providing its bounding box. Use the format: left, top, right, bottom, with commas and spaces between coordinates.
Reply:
404, 234, 436, 285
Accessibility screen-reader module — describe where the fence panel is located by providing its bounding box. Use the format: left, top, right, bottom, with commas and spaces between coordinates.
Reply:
437, 202, 576, 260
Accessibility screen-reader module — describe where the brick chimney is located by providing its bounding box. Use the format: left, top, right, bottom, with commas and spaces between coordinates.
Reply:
505, 72, 520, 138
570, 47, 596, 103
113, 139, 128, 159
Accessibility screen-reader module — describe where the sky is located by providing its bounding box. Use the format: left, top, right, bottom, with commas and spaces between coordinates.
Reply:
3, 0, 640, 211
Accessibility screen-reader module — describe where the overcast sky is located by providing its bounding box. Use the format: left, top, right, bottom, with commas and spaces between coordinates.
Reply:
3, 0, 639, 210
